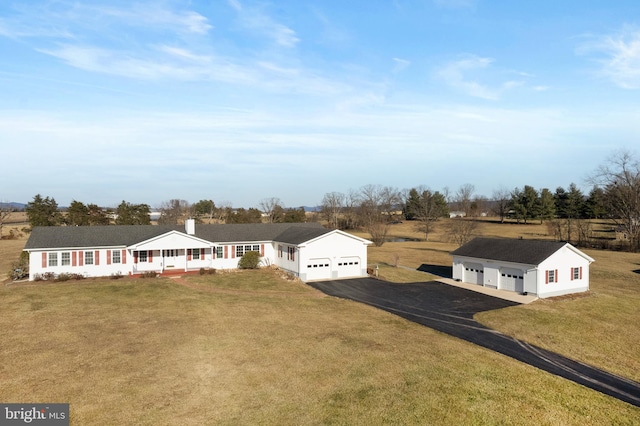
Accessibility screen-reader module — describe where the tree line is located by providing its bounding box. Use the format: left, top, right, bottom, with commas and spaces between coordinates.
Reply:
7, 150, 640, 251
21, 197, 307, 228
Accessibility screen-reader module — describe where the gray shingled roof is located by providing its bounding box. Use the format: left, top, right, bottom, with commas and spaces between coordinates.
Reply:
450, 237, 567, 265
273, 226, 333, 245
24, 222, 329, 250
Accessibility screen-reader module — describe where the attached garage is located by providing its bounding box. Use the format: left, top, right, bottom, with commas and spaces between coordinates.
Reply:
305, 258, 332, 281
277, 229, 372, 282
337, 257, 362, 279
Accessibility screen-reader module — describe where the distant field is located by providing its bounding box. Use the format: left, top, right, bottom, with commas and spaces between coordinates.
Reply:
1, 217, 638, 423
0, 211, 29, 281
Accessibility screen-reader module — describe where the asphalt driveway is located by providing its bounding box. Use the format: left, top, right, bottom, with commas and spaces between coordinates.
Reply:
308, 278, 640, 408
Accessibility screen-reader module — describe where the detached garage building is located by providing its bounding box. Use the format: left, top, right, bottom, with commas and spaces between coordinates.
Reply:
24, 220, 372, 282
451, 237, 594, 298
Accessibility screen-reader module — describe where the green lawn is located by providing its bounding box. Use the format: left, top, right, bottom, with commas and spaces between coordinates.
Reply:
1, 268, 638, 425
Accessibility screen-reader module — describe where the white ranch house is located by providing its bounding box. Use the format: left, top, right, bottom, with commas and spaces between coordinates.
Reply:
451, 237, 594, 298
24, 220, 372, 282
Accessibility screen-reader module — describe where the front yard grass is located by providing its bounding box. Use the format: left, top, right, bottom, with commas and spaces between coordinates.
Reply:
1, 270, 638, 424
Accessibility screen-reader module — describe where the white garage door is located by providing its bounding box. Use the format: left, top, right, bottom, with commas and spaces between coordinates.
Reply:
337, 257, 362, 278
305, 258, 332, 281
500, 268, 524, 292
463, 263, 484, 285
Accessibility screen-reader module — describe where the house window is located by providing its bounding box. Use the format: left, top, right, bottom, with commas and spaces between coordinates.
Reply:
287, 246, 295, 261
252, 245, 260, 252
278, 245, 283, 258
48, 252, 58, 267
236, 245, 244, 257
139, 251, 148, 263
216, 247, 223, 259
192, 249, 200, 260
112, 250, 121, 264
61, 252, 70, 266
572, 267, 582, 280
547, 270, 556, 283
85, 251, 94, 265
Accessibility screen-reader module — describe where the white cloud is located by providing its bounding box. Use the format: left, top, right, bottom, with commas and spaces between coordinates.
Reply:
38, 44, 257, 84
392, 57, 411, 73
229, 2, 299, 48
578, 27, 640, 89
436, 55, 526, 100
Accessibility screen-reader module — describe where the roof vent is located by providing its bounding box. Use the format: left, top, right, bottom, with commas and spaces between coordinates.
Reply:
185, 218, 195, 235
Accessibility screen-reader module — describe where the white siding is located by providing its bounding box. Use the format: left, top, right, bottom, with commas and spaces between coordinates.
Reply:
26, 228, 371, 281
29, 248, 129, 280
537, 247, 590, 298
296, 231, 369, 281
452, 244, 592, 298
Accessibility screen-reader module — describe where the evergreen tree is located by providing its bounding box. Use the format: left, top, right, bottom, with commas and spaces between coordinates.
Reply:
66, 200, 90, 226
115, 201, 151, 225
584, 186, 607, 219
510, 186, 539, 224
26, 194, 61, 227
537, 188, 556, 222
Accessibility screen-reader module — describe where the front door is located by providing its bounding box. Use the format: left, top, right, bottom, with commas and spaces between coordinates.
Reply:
163, 249, 179, 269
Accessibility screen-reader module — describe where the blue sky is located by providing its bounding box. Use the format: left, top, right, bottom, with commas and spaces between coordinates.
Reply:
1, 0, 639, 209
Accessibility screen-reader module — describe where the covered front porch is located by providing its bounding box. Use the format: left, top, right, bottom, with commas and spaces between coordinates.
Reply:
128, 230, 214, 276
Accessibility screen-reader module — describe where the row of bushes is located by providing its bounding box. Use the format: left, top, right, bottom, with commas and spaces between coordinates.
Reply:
33, 272, 86, 282
31, 271, 128, 282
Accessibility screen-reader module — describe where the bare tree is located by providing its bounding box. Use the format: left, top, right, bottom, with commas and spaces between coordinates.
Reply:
342, 189, 361, 229
470, 195, 489, 218
259, 197, 283, 223
320, 192, 345, 229
379, 186, 403, 221
491, 186, 511, 223
0, 203, 15, 238
454, 183, 475, 216
216, 201, 232, 223
158, 199, 191, 225
357, 184, 394, 246
448, 218, 478, 246
590, 149, 640, 250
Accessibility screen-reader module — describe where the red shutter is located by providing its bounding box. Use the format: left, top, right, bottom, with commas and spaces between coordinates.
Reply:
134, 252, 138, 264
187, 249, 192, 261
148, 250, 153, 262
107, 250, 112, 265
224, 246, 228, 259
122, 250, 127, 264
231, 246, 235, 258
95, 251, 100, 266
72, 251, 77, 267
555, 269, 558, 283
579, 267, 583, 279
570, 268, 574, 281
260, 244, 264, 256
545, 270, 549, 284
42, 252, 47, 268
201, 248, 205, 259
79, 251, 84, 266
